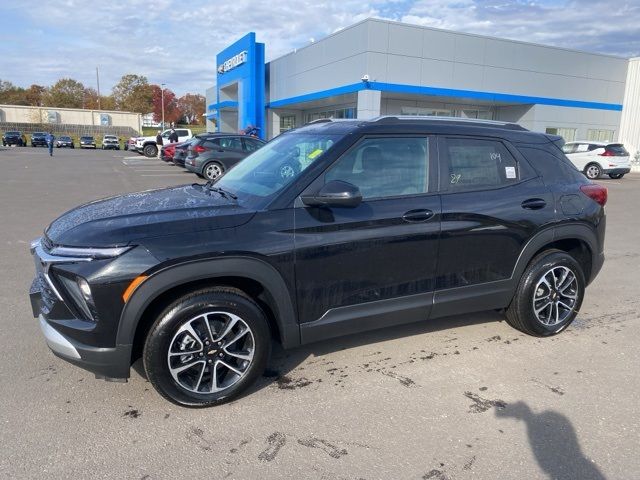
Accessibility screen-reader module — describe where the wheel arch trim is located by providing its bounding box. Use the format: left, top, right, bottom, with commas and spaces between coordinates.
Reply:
116, 256, 300, 349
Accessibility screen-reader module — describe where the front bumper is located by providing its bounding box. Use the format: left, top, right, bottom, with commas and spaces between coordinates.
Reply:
37, 314, 131, 379
103, 144, 119, 149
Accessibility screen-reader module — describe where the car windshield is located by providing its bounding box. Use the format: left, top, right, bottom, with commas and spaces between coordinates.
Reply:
214, 132, 342, 206
60, 136, 71, 141
81, 137, 93, 141
6, 131, 19, 135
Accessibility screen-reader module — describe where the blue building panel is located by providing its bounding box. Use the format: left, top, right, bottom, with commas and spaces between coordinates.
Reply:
214, 33, 266, 139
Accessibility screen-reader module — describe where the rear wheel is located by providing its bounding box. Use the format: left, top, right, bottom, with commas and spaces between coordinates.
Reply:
203, 162, 224, 181
506, 250, 585, 336
584, 163, 601, 180
143, 288, 271, 407
143, 144, 158, 157
609, 173, 624, 179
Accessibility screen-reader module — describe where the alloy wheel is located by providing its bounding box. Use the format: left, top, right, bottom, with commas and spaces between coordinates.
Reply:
205, 163, 223, 180
532, 266, 579, 326
167, 311, 255, 395
585, 164, 601, 179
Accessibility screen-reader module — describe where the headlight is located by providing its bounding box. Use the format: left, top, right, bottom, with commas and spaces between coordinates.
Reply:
57, 274, 99, 321
50, 245, 131, 259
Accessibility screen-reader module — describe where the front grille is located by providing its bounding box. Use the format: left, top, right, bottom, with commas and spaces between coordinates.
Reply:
35, 273, 56, 314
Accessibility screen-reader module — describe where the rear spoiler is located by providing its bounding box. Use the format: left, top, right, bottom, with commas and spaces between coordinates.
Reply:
544, 134, 565, 149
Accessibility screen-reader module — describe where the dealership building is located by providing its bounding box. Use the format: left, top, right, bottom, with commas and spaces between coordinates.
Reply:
206, 18, 638, 156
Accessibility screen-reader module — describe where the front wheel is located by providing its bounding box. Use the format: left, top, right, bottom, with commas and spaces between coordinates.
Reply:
143, 144, 158, 157
609, 173, 625, 179
143, 288, 271, 407
505, 250, 585, 336
584, 163, 601, 180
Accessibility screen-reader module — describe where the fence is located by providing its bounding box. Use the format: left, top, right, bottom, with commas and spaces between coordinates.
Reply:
0, 122, 138, 139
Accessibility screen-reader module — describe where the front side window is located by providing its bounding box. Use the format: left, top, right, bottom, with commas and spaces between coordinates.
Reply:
215, 132, 341, 203
243, 138, 264, 152
325, 137, 429, 199
444, 138, 520, 191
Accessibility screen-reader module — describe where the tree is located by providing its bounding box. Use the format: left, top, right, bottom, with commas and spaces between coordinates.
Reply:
25, 84, 45, 106
99, 95, 116, 110
178, 93, 206, 125
151, 84, 182, 125
83, 87, 100, 109
0, 80, 28, 105
43, 78, 86, 108
112, 74, 153, 113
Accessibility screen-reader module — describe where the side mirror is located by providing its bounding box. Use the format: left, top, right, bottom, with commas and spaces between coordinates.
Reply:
301, 180, 362, 208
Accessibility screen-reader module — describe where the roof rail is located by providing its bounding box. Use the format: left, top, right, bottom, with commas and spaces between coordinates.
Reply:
306, 118, 334, 125
371, 115, 528, 131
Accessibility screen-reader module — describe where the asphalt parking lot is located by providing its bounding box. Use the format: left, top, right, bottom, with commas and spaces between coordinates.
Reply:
0, 145, 638, 479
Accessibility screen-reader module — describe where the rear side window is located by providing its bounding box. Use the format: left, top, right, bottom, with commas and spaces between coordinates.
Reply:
443, 138, 521, 191
176, 130, 189, 136
219, 137, 243, 150
203, 139, 220, 148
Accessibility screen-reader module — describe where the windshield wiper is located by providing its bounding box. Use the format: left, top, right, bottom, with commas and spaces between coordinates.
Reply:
203, 181, 238, 200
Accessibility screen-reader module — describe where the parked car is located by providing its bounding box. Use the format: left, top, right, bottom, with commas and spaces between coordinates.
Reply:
29, 116, 607, 407
160, 143, 178, 162
172, 139, 197, 167
562, 141, 631, 179
55, 136, 74, 148
125, 137, 136, 151
31, 132, 49, 147
102, 135, 120, 150
184, 134, 266, 180
79, 136, 97, 149
2, 131, 26, 146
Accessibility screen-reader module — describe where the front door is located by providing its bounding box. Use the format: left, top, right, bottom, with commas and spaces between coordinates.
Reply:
293, 135, 441, 342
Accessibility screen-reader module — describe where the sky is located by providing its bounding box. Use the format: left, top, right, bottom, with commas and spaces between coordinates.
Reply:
0, 0, 639, 96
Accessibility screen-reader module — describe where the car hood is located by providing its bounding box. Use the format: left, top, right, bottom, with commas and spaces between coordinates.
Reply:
45, 184, 254, 247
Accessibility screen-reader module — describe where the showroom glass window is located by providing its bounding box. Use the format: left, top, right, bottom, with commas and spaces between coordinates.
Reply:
325, 137, 429, 199
545, 127, 577, 142
280, 115, 296, 134
587, 129, 614, 142
443, 138, 522, 191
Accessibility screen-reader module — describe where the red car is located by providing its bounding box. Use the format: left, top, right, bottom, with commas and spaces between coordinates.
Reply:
160, 143, 178, 162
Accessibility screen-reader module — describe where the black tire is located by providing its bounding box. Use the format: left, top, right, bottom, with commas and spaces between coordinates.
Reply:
143, 143, 158, 157
505, 249, 585, 337
583, 163, 601, 180
203, 161, 224, 180
143, 287, 271, 407
609, 173, 624, 179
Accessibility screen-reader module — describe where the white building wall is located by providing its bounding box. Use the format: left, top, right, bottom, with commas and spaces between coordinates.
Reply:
619, 58, 640, 163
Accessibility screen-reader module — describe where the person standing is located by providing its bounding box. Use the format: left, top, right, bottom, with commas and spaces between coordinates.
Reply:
46, 132, 55, 156
156, 130, 163, 159
168, 128, 178, 143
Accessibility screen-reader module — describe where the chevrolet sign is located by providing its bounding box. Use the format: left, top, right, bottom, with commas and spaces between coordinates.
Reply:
218, 51, 248, 74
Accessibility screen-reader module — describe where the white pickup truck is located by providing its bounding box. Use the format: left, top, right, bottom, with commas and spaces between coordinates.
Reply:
134, 128, 193, 157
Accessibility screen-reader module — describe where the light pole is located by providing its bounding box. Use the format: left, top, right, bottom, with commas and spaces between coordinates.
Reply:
161, 83, 166, 130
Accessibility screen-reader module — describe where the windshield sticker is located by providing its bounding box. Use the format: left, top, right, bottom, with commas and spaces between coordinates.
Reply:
505, 166, 516, 179
308, 149, 323, 159
450, 173, 461, 184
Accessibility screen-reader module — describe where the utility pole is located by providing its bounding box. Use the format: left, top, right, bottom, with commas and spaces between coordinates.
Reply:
161, 83, 166, 130
96, 67, 101, 110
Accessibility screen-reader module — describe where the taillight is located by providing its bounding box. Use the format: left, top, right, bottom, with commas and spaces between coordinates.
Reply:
193, 145, 208, 154
580, 184, 607, 206
599, 150, 615, 156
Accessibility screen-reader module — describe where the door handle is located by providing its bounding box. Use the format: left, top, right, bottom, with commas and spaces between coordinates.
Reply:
402, 209, 434, 223
521, 198, 547, 210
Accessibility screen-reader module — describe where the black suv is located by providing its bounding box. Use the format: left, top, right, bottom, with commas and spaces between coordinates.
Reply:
29, 117, 606, 407
2, 131, 26, 146
31, 132, 48, 147
184, 134, 265, 180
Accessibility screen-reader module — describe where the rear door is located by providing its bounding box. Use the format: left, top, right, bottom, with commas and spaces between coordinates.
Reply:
433, 136, 555, 317
294, 135, 441, 340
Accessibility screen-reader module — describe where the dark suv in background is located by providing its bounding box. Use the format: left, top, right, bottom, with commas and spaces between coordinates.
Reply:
31, 132, 48, 147
2, 131, 26, 146
29, 117, 606, 407
184, 134, 265, 180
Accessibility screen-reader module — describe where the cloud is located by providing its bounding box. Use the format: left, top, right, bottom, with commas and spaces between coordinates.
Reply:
0, 0, 638, 97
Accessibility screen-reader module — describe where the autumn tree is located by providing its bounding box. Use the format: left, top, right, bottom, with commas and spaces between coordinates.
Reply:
151, 84, 182, 125
25, 84, 45, 106
112, 74, 153, 113
178, 93, 206, 125
0, 80, 28, 105
43, 78, 86, 108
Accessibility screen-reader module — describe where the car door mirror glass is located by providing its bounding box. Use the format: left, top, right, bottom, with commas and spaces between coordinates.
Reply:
301, 180, 362, 208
